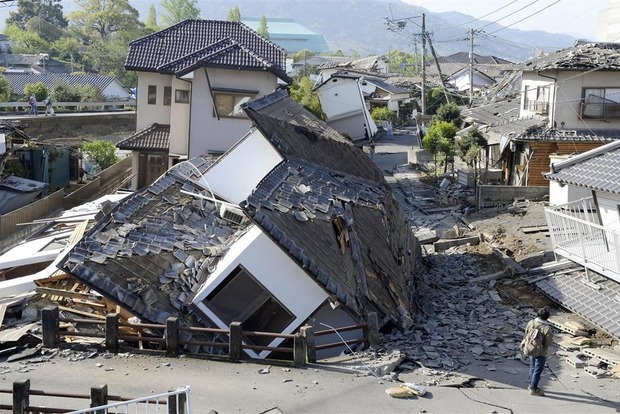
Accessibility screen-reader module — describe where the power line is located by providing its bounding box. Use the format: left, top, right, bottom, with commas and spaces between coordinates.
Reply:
474, 0, 542, 30
441, 0, 519, 31
488, 0, 563, 35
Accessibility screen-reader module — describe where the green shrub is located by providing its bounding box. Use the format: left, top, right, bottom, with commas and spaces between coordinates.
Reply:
82, 140, 118, 170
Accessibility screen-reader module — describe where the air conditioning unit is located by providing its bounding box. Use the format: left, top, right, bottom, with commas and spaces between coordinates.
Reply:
219, 204, 248, 225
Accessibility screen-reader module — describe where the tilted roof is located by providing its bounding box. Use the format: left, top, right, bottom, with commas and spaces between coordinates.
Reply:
519, 42, 620, 72
116, 123, 170, 152
544, 140, 620, 193
243, 89, 386, 184
242, 158, 415, 323
125, 19, 290, 82
58, 157, 251, 330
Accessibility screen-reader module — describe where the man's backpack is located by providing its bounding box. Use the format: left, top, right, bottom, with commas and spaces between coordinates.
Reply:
521, 325, 544, 356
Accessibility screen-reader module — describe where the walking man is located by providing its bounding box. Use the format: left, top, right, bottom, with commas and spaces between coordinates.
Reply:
44, 94, 54, 116
522, 307, 554, 396
28, 94, 38, 115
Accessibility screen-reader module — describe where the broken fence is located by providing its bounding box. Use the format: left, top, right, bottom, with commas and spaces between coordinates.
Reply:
41, 307, 379, 365
0, 380, 189, 414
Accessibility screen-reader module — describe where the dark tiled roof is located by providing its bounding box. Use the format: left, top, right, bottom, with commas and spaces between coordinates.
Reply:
243, 89, 386, 185
519, 42, 620, 72
58, 157, 249, 330
517, 128, 620, 143
462, 99, 521, 126
544, 140, 620, 193
364, 76, 411, 95
317, 55, 386, 71
116, 124, 170, 151
0, 54, 69, 74
242, 159, 416, 325
125, 19, 290, 82
3, 73, 125, 95
428, 52, 513, 65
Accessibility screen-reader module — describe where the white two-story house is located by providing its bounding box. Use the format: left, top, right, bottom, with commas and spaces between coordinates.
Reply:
117, 19, 291, 189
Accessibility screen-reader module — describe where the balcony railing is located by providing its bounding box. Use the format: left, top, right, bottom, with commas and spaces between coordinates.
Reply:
545, 197, 620, 282
525, 100, 549, 115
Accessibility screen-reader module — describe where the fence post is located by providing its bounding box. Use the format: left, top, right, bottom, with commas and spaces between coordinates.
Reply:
105, 313, 119, 353
90, 385, 108, 414
166, 317, 180, 356
300, 325, 316, 363
42, 306, 59, 347
229, 322, 242, 361
168, 389, 187, 414
293, 333, 306, 367
13, 379, 29, 414
366, 312, 379, 349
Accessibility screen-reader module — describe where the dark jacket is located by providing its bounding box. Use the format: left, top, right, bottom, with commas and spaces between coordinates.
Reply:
524, 318, 553, 357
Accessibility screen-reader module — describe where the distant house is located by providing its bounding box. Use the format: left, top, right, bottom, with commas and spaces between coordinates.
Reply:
0, 53, 69, 74
119, 19, 291, 190
540, 140, 620, 338
425, 52, 513, 95
317, 55, 390, 79
3, 73, 132, 99
314, 73, 378, 141
241, 17, 329, 54
59, 90, 421, 359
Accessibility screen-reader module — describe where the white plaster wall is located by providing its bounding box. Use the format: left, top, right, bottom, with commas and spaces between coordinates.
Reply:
548, 181, 592, 206
595, 191, 620, 232
193, 226, 329, 358
522, 71, 620, 130
204, 129, 283, 204
188, 68, 280, 156
169, 77, 192, 157
316, 77, 363, 119
102, 81, 131, 99
130, 151, 140, 190
136, 72, 172, 131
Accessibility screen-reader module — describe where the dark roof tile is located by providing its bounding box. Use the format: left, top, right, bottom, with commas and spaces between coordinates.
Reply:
116, 123, 170, 151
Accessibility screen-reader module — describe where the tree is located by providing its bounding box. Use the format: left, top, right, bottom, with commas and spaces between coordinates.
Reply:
82, 140, 118, 170
385, 50, 418, 77
423, 121, 457, 175
289, 76, 324, 120
25, 16, 64, 42
83, 38, 136, 86
6, 0, 67, 30
0, 75, 11, 102
370, 107, 395, 123
52, 36, 83, 68
227, 6, 241, 22
456, 126, 488, 185
24, 82, 48, 101
69, 0, 143, 41
4, 24, 49, 53
432, 102, 462, 128
145, 5, 159, 30
160, 0, 200, 27
257, 15, 269, 39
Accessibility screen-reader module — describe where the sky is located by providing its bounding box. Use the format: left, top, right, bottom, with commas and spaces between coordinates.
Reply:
403, 0, 609, 39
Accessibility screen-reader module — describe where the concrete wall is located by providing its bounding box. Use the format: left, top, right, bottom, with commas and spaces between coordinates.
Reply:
17, 112, 135, 140
477, 185, 549, 208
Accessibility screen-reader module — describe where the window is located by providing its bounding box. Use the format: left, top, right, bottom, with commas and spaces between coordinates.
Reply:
581, 88, 620, 119
205, 267, 294, 346
164, 86, 171, 106
147, 85, 157, 105
175, 89, 190, 104
523, 85, 549, 114
213, 92, 254, 118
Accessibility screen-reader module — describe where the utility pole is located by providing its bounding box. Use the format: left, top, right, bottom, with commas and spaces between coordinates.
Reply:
421, 13, 426, 115
469, 27, 475, 106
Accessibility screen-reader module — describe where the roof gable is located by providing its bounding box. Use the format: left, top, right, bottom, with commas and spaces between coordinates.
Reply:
125, 19, 289, 81
243, 90, 385, 184
116, 123, 170, 151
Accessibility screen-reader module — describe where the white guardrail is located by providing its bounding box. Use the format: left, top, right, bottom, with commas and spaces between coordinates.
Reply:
68, 386, 191, 414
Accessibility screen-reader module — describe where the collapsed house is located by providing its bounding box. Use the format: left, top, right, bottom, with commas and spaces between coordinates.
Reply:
57, 90, 422, 358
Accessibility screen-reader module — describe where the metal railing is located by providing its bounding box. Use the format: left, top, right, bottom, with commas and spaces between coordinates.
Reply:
545, 196, 620, 281
69, 386, 190, 414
